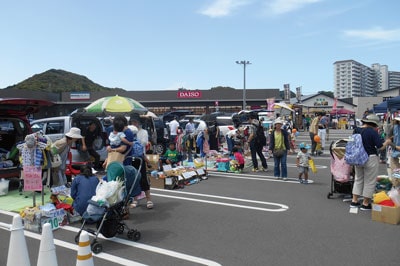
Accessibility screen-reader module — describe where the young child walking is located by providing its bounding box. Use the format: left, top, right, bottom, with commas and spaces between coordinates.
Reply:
296, 142, 312, 184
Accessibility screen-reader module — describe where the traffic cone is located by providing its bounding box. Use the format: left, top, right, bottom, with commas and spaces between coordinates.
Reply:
76, 231, 94, 266
7, 214, 31, 266
37, 223, 58, 266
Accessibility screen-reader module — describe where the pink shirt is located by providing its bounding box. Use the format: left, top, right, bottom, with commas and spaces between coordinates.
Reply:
234, 152, 245, 164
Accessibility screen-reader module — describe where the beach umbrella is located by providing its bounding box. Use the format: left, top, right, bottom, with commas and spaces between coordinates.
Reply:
83, 95, 147, 116
274, 102, 294, 112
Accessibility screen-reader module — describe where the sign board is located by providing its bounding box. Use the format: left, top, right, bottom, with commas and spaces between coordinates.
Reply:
23, 166, 42, 191
177, 90, 202, 99
70, 92, 90, 100
41, 209, 68, 230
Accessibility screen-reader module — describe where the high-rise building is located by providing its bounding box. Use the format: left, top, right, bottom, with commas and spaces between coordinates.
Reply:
334, 60, 399, 99
389, 71, 400, 89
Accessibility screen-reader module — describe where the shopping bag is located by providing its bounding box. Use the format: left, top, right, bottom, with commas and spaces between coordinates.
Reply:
309, 159, 317, 173
106, 151, 125, 168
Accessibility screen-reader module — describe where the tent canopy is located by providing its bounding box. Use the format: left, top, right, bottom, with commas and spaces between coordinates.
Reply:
373, 101, 388, 113
387, 96, 400, 111
372, 95, 400, 113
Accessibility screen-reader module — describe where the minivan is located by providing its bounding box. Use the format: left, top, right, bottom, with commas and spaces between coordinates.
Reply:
31, 115, 108, 165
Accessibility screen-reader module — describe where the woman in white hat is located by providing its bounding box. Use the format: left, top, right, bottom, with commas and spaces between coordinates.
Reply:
51, 127, 83, 186
269, 118, 290, 180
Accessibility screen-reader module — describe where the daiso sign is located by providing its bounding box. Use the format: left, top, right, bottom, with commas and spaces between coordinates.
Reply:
177, 90, 202, 99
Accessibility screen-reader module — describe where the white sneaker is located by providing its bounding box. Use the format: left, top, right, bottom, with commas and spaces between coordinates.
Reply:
283, 177, 288, 181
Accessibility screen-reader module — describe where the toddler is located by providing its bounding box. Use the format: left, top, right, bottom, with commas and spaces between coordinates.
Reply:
108, 119, 132, 150
232, 147, 245, 172
296, 143, 312, 184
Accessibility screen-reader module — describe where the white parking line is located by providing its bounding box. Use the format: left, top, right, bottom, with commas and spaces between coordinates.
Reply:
152, 189, 289, 212
0, 210, 222, 266
207, 171, 315, 184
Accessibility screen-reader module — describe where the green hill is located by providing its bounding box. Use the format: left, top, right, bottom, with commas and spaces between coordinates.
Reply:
4, 69, 124, 92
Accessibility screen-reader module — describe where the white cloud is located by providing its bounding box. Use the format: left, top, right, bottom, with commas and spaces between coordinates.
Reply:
199, 0, 251, 18
266, 0, 322, 15
343, 27, 400, 42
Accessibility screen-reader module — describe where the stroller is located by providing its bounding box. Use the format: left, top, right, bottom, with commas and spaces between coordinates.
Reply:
75, 158, 142, 254
327, 139, 354, 199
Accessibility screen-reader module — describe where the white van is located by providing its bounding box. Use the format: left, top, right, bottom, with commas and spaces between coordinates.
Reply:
31, 115, 108, 164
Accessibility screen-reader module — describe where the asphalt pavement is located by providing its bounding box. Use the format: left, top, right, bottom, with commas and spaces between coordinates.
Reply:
1, 128, 400, 266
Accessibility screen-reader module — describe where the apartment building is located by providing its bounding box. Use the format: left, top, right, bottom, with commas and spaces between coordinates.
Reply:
334, 60, 400, 99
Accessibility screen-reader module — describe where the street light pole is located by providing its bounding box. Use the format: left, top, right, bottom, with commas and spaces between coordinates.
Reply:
236, 60, 251, 110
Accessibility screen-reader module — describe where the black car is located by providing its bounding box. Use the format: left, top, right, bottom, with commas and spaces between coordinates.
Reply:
161, 110, 194, 123
0, 98, 53, 179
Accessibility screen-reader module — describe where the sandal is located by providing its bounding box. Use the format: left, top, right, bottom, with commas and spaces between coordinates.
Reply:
146, 201, 154, 209
129, 201, 138, 208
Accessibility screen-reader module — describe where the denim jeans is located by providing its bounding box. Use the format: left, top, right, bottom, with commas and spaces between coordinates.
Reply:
274, 151, 287, 178
226, 136, 234, 154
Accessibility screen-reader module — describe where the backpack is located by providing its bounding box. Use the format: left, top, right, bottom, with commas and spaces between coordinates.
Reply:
344, 129, 368, 166
255, 124, 267, 147
131, 140, 144, 157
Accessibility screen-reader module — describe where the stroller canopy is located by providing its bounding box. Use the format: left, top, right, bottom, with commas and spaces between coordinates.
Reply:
106, 161, 142, 198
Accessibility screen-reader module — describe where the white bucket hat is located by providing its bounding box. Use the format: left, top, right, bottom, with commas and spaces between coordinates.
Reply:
65, 127, 83, 139
274, 118, 284, 125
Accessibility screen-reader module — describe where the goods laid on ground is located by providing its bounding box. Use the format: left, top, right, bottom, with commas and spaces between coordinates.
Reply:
371, 174, 400, 225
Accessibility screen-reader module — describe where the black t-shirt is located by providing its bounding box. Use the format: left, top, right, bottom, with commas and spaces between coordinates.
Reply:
83, 127, 98, 147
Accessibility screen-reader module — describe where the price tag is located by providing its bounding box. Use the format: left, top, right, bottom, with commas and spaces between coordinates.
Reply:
163, 164, 172, 171
197, 168, 205, 175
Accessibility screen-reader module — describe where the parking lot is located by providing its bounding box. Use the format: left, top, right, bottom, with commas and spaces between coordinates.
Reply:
1, 129, 400, 266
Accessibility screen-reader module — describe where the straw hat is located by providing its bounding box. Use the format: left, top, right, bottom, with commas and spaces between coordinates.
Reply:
65, 127, 83, 139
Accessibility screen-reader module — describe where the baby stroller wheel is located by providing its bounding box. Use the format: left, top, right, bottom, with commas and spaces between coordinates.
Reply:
127, 229, 141, 241
117, 224, 125, 234
91, 241, 103, 254
74, 233, 81, 244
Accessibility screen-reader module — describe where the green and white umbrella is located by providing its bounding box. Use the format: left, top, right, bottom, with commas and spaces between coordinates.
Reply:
84, 95, 147, 116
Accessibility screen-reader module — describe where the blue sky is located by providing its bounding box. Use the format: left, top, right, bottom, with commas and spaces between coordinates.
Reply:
1, 0, 399, 95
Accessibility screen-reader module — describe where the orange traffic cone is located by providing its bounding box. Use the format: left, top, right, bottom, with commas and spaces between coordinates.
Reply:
37, 223, 58, 266
76, 231, 94, 266
7, 214, 31, 266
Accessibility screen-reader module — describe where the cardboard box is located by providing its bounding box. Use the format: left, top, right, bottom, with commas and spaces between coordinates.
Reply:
149, 175, 165, 189
372, 204, 400, 225
146, 155, 160, 171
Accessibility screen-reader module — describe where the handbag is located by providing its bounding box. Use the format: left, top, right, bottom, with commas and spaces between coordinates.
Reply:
309, 159, 317, 173
391, 150, 400, 158
273, 149, 285, 158
50, 153, 62, 168
106, 151, 125, 167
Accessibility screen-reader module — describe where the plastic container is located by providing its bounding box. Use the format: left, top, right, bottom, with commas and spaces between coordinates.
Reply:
0, 178, 10, 196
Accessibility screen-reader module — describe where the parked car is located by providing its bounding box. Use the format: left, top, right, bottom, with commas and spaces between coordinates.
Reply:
151, 116, 169, 154
215, 116, 235, 137
161, 110, 194, 123
31, 115, 108, 165
0, 98, 53, 178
